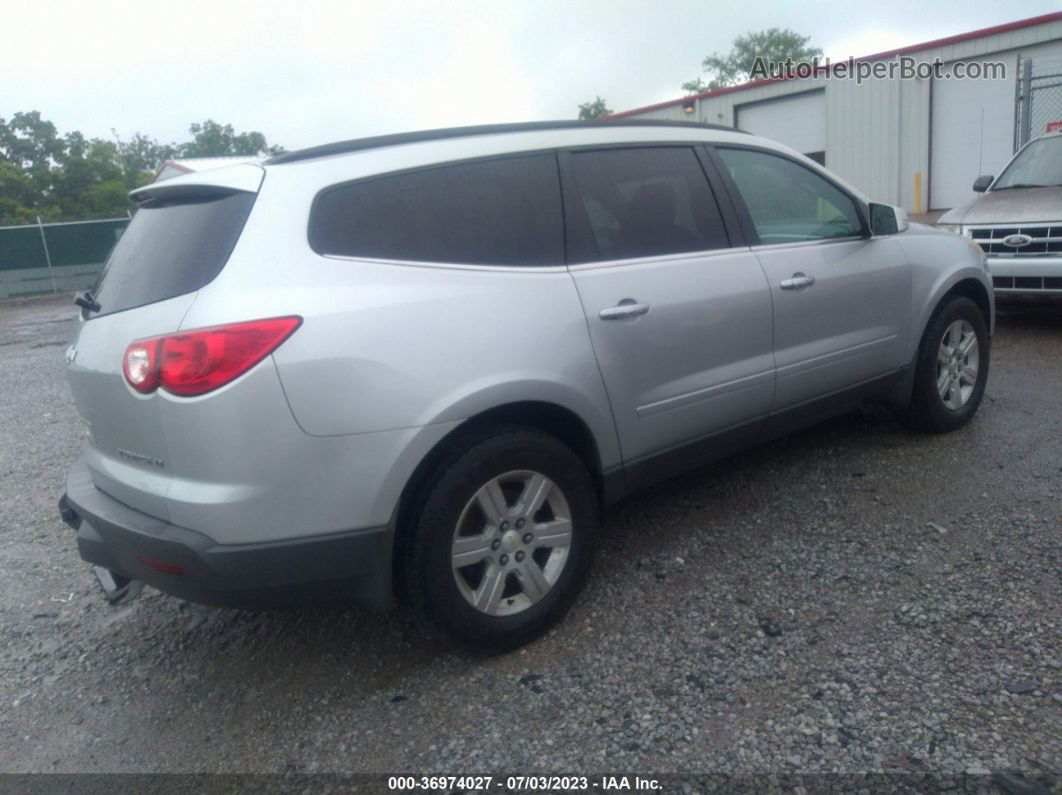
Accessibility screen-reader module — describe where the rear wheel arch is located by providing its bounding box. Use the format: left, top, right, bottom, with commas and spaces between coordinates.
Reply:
390, 401, 606, 599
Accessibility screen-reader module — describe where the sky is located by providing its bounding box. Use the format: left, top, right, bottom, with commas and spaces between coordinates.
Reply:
4, 0, 1060, 152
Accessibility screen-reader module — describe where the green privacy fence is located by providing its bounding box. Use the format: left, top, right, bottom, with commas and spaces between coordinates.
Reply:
0, 217, 129, 299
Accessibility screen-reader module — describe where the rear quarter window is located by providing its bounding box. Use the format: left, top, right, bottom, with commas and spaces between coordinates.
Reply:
92, 190, 256, 317
309, 153, 563, 267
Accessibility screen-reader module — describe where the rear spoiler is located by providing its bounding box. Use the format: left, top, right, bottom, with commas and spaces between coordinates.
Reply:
130, 163, 265, 204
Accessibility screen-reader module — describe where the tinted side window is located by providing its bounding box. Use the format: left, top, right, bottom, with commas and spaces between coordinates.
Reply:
93, 190, 256, 317
717, 148, 863, 243
310, 154, 563, 266
567, 147, 729, 263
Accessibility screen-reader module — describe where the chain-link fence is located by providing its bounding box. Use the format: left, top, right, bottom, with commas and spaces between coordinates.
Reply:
0, 217, 129, 300
1016, 54, 1062, 148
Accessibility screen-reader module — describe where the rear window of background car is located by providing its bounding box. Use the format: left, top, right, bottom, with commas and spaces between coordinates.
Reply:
309, 153, 564, 266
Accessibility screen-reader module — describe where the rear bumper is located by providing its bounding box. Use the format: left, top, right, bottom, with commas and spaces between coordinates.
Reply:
62, 455, 394, 610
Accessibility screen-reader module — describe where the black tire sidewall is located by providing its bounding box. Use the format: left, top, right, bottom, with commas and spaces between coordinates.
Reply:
911, 296, 990, 432
406, 427, 598, 650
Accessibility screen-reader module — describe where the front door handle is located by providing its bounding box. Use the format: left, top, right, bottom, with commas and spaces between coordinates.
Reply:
599, 300, 650, 320
780, 272, 816, 290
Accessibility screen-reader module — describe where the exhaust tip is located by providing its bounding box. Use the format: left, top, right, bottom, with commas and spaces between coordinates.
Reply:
58, 494, 81, 530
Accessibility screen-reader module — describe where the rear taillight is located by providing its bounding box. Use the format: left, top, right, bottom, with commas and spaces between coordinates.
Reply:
122, 316, 302, 397
123, 339, 162, 393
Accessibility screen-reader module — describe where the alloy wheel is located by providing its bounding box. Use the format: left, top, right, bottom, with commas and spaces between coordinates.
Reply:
936, 319, 979, 410
451, 470, 573, 616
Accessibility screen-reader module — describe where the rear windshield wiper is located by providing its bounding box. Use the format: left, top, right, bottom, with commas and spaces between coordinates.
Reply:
74, 290, 101, 314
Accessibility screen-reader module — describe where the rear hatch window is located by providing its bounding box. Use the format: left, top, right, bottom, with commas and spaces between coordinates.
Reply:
91, 190, 256, 317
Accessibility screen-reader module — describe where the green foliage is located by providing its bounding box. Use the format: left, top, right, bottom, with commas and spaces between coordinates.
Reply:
577, 97, 612, 121
0, 160, 38, 225
683, 28, 822, 93
0, 111, 65, 195
0, 113, 283, 225
681, 78, 710, 95
113, 131, 177, 182
179, 120, 283, 158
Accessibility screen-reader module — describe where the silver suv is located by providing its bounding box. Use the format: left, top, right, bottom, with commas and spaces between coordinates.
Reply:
60, 121, 994, 650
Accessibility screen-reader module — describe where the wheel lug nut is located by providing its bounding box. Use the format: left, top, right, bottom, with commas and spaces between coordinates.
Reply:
499, 554, 509, 565
491, 539, 501, 551
516, 519, 525, 529
523, 533, 533, 544
500, 521, 509, 531
515, 551, 525, 562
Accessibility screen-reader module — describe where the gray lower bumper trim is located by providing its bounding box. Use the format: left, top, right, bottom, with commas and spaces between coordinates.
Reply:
62, 456, 394, 610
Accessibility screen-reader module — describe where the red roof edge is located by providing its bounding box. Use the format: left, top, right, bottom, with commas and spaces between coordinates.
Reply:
607, 11, 1062, 119
150, 159, 195, 181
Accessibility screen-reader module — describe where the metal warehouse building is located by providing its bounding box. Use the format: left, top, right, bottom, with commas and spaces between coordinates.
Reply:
611, 12, 1062, 214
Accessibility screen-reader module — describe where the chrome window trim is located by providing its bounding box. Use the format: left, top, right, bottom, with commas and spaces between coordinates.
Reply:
564, 245, 755, 272
750, 235, 867, 252
318, 252, 570, 274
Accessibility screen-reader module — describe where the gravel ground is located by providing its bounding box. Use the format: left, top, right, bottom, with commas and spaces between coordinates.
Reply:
0, 295, 1058, 789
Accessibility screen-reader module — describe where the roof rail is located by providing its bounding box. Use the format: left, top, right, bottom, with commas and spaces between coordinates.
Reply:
265, 119, 747, 165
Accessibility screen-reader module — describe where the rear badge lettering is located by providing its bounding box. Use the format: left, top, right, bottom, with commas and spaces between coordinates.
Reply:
116, 448, 165, 469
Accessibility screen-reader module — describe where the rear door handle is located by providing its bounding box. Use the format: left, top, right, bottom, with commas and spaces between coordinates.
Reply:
599, 300, 650, 320
780, 273, 816, 290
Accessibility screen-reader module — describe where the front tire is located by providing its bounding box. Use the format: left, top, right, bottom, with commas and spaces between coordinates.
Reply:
402, 424, 598, 651
900, 296, 989, 432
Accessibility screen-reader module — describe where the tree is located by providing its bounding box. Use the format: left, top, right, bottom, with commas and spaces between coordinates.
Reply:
683, 28, 822, 93
178, 120, 283, 158
0, 111, 65, 196
112, 130, 176, 188
0, 112, 284, 225
0, 160, 38, 225
50, 134, 127, 221
577, 97, 612, 121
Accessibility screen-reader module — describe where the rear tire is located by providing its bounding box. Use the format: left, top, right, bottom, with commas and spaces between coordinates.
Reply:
402, 424, 598, 651
900, 296, 989, 432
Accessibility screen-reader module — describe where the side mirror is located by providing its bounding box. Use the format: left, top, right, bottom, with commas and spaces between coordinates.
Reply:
972, 175, 993, 192
869, 203, 909, 236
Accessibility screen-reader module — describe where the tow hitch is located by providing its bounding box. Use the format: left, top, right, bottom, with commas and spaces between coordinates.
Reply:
59, 495, 144, 605
92, 567, 144, 605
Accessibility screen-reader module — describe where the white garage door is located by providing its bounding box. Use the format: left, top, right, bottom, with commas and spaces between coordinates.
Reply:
930, 61, 1015, 210
736, 91, 826, 160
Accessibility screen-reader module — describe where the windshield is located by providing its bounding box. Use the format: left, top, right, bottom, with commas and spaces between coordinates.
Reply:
993, 136, 1062, 189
